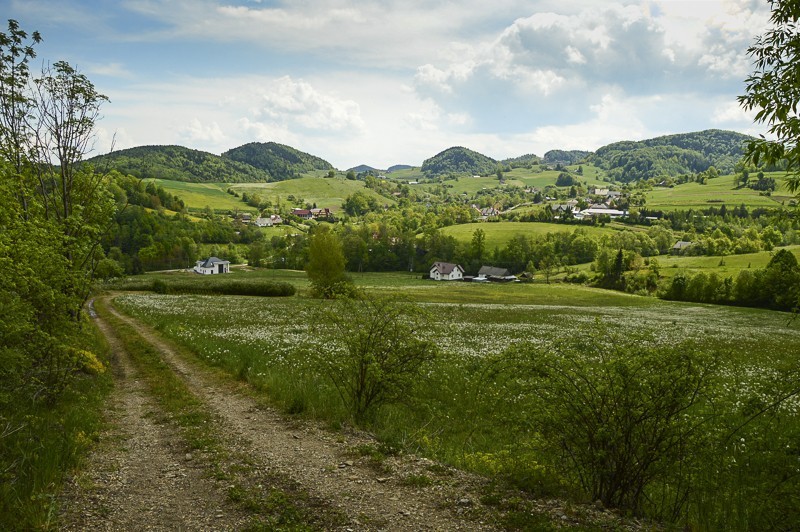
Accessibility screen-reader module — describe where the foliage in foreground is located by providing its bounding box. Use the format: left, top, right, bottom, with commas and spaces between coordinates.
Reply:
487, 332, 719, 517
0, 317, 111, 530
739, 0, 800, 200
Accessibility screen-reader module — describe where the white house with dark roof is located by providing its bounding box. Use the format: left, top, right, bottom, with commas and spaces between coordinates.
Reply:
193, 257, 230, 275
429, 262, 464, 281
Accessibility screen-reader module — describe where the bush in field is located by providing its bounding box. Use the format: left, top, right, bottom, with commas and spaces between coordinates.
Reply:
314, 297, 438, 424
491, 333, 718, 515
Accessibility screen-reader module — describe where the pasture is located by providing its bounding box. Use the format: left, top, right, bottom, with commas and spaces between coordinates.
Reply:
653, 245, 800, 278
440, 221, 620, 250
644, 172, 793, 211
229, 175, 393, 211
144, 179, 251, 213
146, 175, 393, 214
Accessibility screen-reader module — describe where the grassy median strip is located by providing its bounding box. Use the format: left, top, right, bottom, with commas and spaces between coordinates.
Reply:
94, 297, 342, 531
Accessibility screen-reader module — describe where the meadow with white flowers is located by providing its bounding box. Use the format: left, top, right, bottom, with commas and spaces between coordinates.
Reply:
114, 281, 800, 529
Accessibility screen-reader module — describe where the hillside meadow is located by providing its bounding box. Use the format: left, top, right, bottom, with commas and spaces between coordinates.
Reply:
654, 245, 800, 278
144, 179, 250, 213
111, 268, 800, 528
147, 174, 393, 214
644, 171, 793, 211
229, 174, 394, 211
440, 220, 621, 250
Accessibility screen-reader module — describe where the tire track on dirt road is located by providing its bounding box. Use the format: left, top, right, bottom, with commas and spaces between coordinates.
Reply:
59, 301, 251, 531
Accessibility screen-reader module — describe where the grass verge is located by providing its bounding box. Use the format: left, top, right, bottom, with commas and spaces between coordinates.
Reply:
0, 318, 113, 531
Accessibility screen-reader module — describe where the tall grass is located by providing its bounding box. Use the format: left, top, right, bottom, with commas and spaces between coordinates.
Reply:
113, 288, 800, 529
0, 320, 112, 530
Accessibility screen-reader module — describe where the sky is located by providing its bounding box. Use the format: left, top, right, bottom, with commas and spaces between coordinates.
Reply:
2, 0, 774, 170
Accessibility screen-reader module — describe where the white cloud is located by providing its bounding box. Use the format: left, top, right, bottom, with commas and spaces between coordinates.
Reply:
179, 118, 226, 145
711, 100, 757, 127
565, 45, 587, 65
249, 76, 365, 134
85, 62, 133, 79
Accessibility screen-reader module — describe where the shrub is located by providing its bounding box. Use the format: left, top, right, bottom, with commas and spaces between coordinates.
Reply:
490, 332, 719, 515
313, 297, 438, 424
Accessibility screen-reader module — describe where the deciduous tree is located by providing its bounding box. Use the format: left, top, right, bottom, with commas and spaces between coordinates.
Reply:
739, 0, 800, 197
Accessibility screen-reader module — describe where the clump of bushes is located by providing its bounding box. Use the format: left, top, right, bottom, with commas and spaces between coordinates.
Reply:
148, 278, 296, 297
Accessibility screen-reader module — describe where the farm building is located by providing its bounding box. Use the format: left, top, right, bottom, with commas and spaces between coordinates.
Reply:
429, 262, 464, 281
193, 257, 230, 275
672, 241, 694, 254
477, 265, 516, 282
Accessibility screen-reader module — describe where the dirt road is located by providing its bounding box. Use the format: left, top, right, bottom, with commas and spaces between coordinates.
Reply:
59, 299, 502, 530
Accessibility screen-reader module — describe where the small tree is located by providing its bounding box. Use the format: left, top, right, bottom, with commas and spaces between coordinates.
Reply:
316, 297, 438, 423
305, 226, 354, 298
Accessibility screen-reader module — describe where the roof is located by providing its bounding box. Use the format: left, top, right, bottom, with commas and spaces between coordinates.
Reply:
672, 241, 693, 250
198, 256, 229, 268
478, 265, 511, 277
430, 262, 463, 275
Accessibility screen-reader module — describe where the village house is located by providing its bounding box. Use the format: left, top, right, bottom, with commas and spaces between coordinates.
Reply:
291, 208, 313, 220
193, 257, 230, 275
254, 214, 284, 227
429, 262, 464, 281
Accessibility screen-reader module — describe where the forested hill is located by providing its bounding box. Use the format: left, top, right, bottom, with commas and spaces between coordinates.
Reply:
87, 145, 273, 183
421, 146, 498, 177
502, 153, 541, 168
589, 129, 755, 182
543, 149, 591, 165
222, 142, 334, 181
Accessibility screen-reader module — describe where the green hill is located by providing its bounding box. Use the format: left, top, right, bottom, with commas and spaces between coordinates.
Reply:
502, 153, 541, 168
543, 150, 591, 165
222, 142, 333, 181
387, 164, 413, 173
590, 129, 755, 182
88, 145, 272, 183
421, 146, 498, 177
349, 164, 383, 174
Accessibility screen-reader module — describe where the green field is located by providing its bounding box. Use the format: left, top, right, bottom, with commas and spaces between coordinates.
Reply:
440, 221, 620, 250
229, 175, 393, 212
419, 164, 607, 196
653, 245, 800, 278
112, 269, 800, 529
147, 174, 394, 214
644, 172, 793, 211
385, 167, 425, 182
144, 179, 252, 213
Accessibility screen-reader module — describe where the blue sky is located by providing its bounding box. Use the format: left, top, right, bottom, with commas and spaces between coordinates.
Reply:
2, 0, 772, 169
